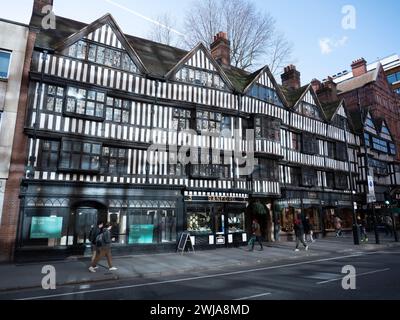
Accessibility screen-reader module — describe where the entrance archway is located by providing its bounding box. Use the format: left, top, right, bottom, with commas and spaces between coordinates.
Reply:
71, 201, 108, 246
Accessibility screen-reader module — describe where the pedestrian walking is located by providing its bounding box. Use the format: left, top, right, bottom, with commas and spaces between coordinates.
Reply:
249, 219, 263, 251
384, 215, 393, 237
303, 216, 315, 243
334, 215, 343, 237
89, 224, 118, 273
88, 221, 103, 264
358, 216, 369, 243
294, 218, 309, 252
275, 217, 281, 242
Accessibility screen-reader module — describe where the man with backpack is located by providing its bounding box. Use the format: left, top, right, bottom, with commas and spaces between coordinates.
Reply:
89, 223, 118, 273
89, 221, 103, 264
248, 219, 263, 251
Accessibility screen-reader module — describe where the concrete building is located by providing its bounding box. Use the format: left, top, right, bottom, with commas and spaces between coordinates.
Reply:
0, 19, 29, 261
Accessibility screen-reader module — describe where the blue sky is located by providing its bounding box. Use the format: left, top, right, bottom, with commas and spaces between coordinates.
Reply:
2, 0, 399, 83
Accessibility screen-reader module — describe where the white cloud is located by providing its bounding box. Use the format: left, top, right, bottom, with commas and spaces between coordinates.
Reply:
319, 36, 349, 55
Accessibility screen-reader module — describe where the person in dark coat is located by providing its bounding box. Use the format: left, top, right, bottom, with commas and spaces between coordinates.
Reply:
89, 224, 118, 272
294, 218, 309, 252
303, 217, 315, 243
88, 221, 103, 264
249, 219, 263, 251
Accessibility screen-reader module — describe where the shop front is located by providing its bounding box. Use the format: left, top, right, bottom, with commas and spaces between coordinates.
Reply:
15, 183, 184, 261
184, 192, 249, 249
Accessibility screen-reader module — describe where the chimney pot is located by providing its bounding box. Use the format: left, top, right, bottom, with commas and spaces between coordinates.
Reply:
211, 31, 231, 66
281, 64, 301, 90
351, 58, 367, 77
33, 0, 54, 15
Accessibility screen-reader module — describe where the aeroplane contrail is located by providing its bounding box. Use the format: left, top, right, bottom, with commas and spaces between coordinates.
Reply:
104, 0, 186, 37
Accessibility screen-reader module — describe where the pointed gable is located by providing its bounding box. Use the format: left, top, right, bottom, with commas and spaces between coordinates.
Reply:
380, 120, 393, 141
294, 86, 325, 120
243, 66, 286, 107
364, 111, 377, 135
166, 43, 235, 91
55, 14, 148, 74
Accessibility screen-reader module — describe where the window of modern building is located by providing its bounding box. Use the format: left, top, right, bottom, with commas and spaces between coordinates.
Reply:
105, 97, 131, 123
101, 147, 128, 175
252, 159, 279, 181
372, 137, 388, 153
255, 116, 281, 141
387, 72, 400, 84
66, 87, 105, 119
45, 85, 64, 113
59, 140, 101, 172
68, 40, 138, 73
395, 88, 400, 95
172, 108, 192, 131
0, 50, 11, 79
38, 140, 60, 170
175, 66, 226, 90
249, 84, 283, 107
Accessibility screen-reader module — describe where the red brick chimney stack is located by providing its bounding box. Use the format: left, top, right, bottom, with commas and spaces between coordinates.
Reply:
351, 58, 367, 77
281, 65, 301, 90
210, 32, 231, 66
316, 76, 339, 103
311, 79, 321, 93
33, 0, 54, 15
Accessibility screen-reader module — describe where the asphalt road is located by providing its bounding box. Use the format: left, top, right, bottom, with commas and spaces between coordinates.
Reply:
1, 247, 399, 301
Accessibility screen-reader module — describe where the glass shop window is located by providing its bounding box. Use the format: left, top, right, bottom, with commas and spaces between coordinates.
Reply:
187, 207, 212, 234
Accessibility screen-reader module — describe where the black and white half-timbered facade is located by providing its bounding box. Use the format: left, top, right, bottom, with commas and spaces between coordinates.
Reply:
14, 8, 364, 258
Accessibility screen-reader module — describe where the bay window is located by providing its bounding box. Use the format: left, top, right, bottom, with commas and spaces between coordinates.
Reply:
255, 116, 280, 141
66, 87, 105, 119
105, 97, 131, 124
101, 147, 128, 175
59, 140, 101, 172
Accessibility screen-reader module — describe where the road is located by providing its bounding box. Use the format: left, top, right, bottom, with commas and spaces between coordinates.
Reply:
1, 246, 399, 301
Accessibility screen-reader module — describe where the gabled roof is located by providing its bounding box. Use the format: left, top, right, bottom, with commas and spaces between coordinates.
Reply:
53, 14, 149, 74
278, 84, 309, 108
321, 100, 343, 121
165, 42, 235, 91
337, 67, 380, 94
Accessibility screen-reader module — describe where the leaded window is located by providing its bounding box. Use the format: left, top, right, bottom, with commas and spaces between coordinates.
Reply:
389, 143, 396, 155
298, 102, 321, 119
66, 87, 105, 119
255, 116, 280, 141
372, 137, 388, 153
335, 173, 348, 190
196, 111, 222, 133
39, 140, 60, 170
175, 67, 226, 90
325, 172, 335, 189
101, 147, 128, 175
252, 159, 279, 181
172, 108, 191, 131
291, 132, 302, 152
302, 133, 318, 155
249, 84, 283, 107
106, 97, 131, 123
45, 85, 64, 113
302, 168, 317, 187
59, 140, 101, 172
335, 142, 347, 161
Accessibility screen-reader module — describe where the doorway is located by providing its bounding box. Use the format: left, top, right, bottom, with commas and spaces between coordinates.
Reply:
73, 206, 107, 246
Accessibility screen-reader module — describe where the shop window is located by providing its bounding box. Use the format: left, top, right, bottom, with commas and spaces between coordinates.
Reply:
255, 116, 281, 141
228, 212, 245, 233
172, 108, 191, 131
304, 208, 322, 232
59, 140, 101, 173
128, 209, 176, 244
45, 85, 64, 113
280, 207, 302, 233
101, 147, 128, 175
66, 86, 105, 120
214, 206, 225, 235
187, 207, 212, 234
105, 97, 131, 124
38, 140, 60, 170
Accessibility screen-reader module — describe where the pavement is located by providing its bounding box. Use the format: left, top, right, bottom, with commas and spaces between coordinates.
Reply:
0, 233, 398, 293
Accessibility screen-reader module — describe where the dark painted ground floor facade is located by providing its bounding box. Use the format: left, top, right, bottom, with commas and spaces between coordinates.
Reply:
13, 182, 400, 261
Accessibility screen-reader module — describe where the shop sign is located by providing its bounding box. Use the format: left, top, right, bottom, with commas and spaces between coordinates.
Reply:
30, 216, 63, 239
128, 225, 154, 244
216, 235, 225, 245
367, 175, 376, 204
185, 195, 244, 203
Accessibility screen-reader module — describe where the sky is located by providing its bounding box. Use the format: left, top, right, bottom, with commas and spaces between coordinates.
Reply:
2, 0, 399, 83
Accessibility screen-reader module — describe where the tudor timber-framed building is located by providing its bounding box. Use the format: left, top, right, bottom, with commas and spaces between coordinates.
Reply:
1, 0, 363, 261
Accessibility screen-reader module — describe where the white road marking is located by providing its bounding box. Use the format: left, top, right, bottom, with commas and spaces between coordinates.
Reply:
317, 268, 391, 285
18, 252, 380, 300
234, 293, 271, 300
